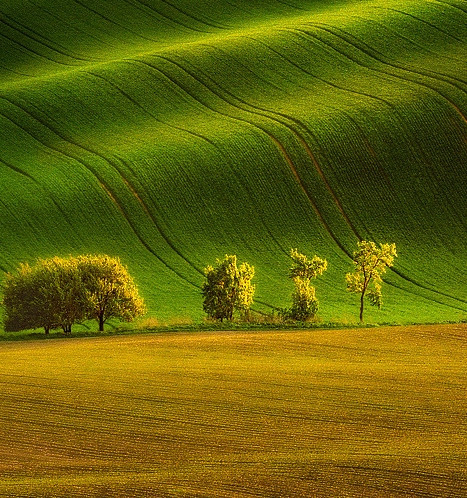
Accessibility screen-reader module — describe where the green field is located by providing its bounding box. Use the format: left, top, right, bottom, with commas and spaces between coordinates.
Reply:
1, 0, 467, 325
0, 324, 465, 496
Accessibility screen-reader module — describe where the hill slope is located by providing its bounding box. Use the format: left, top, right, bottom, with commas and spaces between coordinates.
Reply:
1, 0, 467, 324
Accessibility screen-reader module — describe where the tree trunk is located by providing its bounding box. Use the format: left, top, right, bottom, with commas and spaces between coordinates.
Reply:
360, 290, 365, 323
99, 315, 105, 332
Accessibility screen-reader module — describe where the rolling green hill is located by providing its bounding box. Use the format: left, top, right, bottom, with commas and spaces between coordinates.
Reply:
1, 0, 467, 324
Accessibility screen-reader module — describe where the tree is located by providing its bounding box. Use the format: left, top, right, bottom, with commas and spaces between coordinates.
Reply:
202, 255, 255, 322
2, 258, 85, 334
345, 240, 397, 322
282, 249, 328, 321
2, 263, 46, 333
77, 255, 146, 332
37, 257, 88, 334
1, 255, 145, 334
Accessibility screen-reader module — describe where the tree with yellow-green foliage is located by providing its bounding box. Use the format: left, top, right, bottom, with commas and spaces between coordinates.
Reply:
202, 255, 255, 322
281, 249, 328, 321
346, 240, 397, 322
77, 255, 146, 332
1, 255, 145, 334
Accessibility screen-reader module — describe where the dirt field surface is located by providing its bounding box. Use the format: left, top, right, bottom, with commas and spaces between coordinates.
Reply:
0, 324, 466, 497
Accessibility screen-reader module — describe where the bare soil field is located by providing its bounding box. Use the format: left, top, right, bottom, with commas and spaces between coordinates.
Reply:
0, 324, 466, 497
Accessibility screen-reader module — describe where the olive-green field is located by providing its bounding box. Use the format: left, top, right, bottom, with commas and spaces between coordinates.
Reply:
1, 324, 466, 497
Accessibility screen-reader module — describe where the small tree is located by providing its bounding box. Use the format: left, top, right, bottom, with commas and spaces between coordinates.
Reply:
346, 240, 397, 322
77, 255, 146, 332
282, 249, 328, 321
202, 255, 255, 322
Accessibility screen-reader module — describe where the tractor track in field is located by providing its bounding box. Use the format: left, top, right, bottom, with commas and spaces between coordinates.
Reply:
0, 94, 201, 287
131, 57, 343, 251
138, 52, 359, 255
86, 66, 288, 270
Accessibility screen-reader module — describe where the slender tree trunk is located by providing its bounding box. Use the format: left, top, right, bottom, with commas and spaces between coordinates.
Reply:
99, 314, 105, 332
360, 279, 370, 322
360, 290, 365, 323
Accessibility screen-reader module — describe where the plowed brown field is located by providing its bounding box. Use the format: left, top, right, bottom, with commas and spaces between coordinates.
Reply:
0, 324, 466, 496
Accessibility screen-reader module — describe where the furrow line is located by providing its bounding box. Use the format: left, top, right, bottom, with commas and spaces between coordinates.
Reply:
299, 23, 467, 227
157, 0, 230, 30
285, 28, 411, 107
115, 157, 204, 277
0, 30, 75, 68
311, 21, 467, 93
142, 55, 350, 253
87, 67, 263, 274
290, 25, 467, 215
0, 157, 78, 230
0, 11, 97, 62
350, 15, 467, 73
0, 158, 37, 183
70, 0, 161, 43
252, 29, 467, 305
308, 20, 467, 116
274, 0, 309, 11
231, 36, 361, 238
376, 6, 467, 46
153, 52, 355, 239
177, 42, 362, 244
132, 0, 214, 33
0, 96, 199, 287
391, 267, 467, 306
435, 0, 467, 15
384, 273, 467, 312
0, 62, 32, 78
125, 59, 291, 258
86, 67, 218, 148
267, 134, 347, 254
25, 0, 115, 52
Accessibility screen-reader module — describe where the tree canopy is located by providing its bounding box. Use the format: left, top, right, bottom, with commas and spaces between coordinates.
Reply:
346, 240, 397, 322
282, 249, 328, 321
202, 255, 255, 322
1, 255, 145, 334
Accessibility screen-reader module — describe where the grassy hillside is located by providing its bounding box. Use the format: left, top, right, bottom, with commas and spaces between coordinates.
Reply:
1, 0, 467, 324
0, 324, 466, 496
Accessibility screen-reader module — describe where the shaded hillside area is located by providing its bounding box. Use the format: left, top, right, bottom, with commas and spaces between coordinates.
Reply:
1, 0, 467, 323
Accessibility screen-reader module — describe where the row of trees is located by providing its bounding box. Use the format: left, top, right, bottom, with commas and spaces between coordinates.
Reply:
2, 255, 145, 334
1, 241, 396, 334
202, 241, 397, 323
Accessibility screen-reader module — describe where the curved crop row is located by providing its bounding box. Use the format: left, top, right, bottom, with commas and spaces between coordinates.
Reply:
0, 0, 466, 322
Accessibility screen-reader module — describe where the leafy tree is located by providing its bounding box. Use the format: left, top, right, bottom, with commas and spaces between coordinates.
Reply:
2, 258, 85, 334
38, 257, 88, 334
77, 255, 146, 332
282, 249, 328, 321
202, 255, 255, 322
1, 255, 145, 334
345, 240, 397, 322
2, 263, 46, 333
